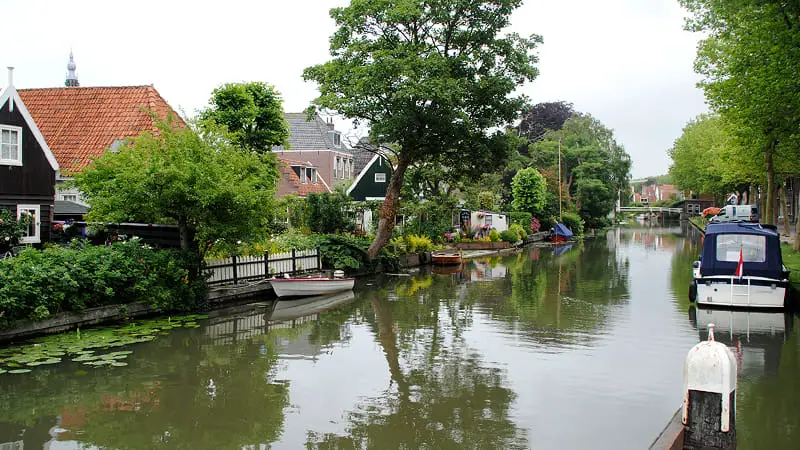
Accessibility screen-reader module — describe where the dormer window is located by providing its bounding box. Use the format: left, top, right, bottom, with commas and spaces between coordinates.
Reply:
329, 131, 342, 148
0, 125, 22, 166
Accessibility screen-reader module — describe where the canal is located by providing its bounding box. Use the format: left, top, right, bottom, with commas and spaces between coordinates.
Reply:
1, 225, 798, 449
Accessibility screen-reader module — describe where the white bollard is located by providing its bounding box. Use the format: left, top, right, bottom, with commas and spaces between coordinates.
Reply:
682, 323, 737, 450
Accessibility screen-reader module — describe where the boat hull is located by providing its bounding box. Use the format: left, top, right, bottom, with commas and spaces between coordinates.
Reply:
694, 276, 787, 309
270, 277, 355, 298
432, 255, 462, 265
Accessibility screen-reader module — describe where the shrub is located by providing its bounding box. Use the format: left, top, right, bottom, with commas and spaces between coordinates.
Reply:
508, 223, 526, 240
306, 192, 355, 234
499, 230, 519, 243
488, 229, 501, 242
0, 208, 29, 253
315, 234, 368, 270
560, 212, 584, 236
0, 239, 205, 328
405, 234, 433, 253
508, 212, 533, 229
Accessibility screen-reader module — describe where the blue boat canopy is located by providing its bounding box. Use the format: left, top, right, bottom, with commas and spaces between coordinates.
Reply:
700, 223, 784, 279
553, 223, 574, 239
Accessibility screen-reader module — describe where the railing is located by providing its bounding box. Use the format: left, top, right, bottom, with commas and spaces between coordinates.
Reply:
617, 206, 682, 214
205, 248, 321, 286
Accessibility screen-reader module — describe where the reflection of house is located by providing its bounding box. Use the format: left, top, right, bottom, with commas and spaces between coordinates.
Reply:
276, 157, 332, 198
0, 68, 60, 244
273, 113, 354, 186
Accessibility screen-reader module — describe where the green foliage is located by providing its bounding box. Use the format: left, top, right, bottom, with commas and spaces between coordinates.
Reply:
560, 213, 584, 237
405, 234, 433, 253
477, 191, 496, 211
508, 212, 533, 229
200, 81, 290, 153
511, 168, 547, 216
0, 209, 27, 253
315, 234, 399, 273
489, 229, 501, 242
0, 240, 205, 328
74, 119, 280, 256
306, 192, 355, 234
508, 223, 526, 241
499, 230, 519, 243
401, 198, 457, 243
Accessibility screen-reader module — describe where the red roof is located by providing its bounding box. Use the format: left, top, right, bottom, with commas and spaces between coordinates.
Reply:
18, 85, 184, 175
277, 157, 332, 197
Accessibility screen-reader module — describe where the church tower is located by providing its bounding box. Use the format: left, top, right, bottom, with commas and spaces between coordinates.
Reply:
65, 51, 79, 87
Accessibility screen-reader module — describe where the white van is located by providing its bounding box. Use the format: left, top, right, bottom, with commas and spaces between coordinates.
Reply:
710, 204, 759, 223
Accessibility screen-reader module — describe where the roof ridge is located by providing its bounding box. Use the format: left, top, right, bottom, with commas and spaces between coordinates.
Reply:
18, 85, 154, 91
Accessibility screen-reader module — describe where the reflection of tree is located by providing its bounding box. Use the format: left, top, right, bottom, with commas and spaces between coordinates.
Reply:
307, 283, 527, 448
669, 225, 703, 311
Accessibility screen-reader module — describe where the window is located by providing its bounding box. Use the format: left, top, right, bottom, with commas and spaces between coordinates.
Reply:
716, 234, 766, 263
300, 167, 307, 184
336, 157, 342, 178
485, 214, 493, 226
1, 125, 22, 166
17, 205, 40, 244
333, 132, 341, 147
62, 194, 78, 202
339, 157, 345, 178
311, 168, 318, 184
375, 172, 387, 183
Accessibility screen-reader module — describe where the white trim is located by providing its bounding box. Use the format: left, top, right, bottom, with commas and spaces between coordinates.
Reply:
0, 85, 60, 171
347, 153, 380, 195
0, 124, 22, 166
317, 173, 333, 193
365, 197, 385, 201
16, 204, 41, 244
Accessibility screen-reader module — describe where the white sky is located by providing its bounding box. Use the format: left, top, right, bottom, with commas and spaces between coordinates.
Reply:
2, 0, 707, 178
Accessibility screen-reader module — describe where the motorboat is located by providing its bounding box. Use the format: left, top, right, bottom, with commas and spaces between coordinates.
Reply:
432, 249, 463, 265
689, 222, 790, 308
270, 270, 355, 298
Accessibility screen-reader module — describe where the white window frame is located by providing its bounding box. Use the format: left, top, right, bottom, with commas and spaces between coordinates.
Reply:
17, 204, 41, 244
311, 168, 318, 184
62, 194, 78, 202
375, 172, 387, 183
300, 167, 307, 184
0, 125, 22, 166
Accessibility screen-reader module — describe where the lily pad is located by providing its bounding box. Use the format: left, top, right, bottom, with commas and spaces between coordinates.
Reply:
110, 362, 128, 367
0, 369, 7, 374
8, 369, 32, 374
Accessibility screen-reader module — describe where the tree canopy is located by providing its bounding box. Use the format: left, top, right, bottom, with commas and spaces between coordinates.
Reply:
303, 0, 541, 257
511, 168, 547, 217
518, 101, 575, 149
200, 82, 290, 153
74, 120, 280, 255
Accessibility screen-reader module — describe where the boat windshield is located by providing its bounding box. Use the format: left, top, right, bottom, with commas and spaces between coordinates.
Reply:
715, 234, 766, 263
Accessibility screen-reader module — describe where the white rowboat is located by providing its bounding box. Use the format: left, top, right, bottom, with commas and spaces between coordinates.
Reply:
270, 276, 355, 298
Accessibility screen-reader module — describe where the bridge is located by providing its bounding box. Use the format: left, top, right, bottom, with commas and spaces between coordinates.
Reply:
616, 206, 682, 214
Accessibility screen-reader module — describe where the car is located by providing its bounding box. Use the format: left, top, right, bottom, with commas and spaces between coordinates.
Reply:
710, 204, 759, 223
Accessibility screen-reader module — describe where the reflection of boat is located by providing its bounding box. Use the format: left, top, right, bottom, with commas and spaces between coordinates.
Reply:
270, 290, 356, 322
432, 249, 462, 265
552, 243, 573, 257
551, 222, 574, 244
690, 223, 790, 309
432, 262, 464, 274
270, 272, 355, 298
690, 307, 792, 376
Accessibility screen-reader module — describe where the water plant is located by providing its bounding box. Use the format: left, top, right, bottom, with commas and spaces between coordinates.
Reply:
0, 314, 207, 375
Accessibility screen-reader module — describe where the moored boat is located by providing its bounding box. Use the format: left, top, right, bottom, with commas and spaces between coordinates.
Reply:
432, 249, 463, 265
551, 222, 574, 244
270, 271, 355, 298
689, 222, 790, 309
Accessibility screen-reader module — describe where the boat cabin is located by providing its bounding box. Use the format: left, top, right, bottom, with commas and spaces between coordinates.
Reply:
699, 223, 784, 280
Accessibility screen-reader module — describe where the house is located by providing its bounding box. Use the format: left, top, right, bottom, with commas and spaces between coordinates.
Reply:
18, 61, 184, 209
0, 68, 59, 244
347, 153, 392, 202
466, 210, 509, 233
273, 113, 354, 185
276, 156, 332, 198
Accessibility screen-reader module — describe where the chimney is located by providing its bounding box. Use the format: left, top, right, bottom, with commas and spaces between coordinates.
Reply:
7, 67, 14, 86
327, 117, 335, 131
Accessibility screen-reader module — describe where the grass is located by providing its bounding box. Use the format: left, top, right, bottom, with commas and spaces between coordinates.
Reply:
782, 243, 800, 287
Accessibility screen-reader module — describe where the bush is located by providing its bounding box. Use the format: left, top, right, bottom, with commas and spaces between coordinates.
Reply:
508, 223, 526, 240
489, 229, 501, 242
405, 234, 433, 253
499, 230, 519, 243
560, 212, 584, 236
0, 208, 29, 253
0, 239, 205, 328
316, 234, 399, 273
306, 192, 355, 234
508, 212, 533, 229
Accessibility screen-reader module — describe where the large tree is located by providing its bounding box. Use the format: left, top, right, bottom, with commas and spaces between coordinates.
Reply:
303, 0, 541, 257
681, 0, 800, 224
511, 168, 547, 217
75, 120, 280, 256
200, 82, 290, 153
518, 101, 575, 149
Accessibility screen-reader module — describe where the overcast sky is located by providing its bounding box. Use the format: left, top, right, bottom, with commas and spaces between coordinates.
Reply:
2, 0, 707, 178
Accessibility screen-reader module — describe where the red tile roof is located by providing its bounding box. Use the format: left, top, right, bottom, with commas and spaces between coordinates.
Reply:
18, 85, 184, 175
277, 157, 332, 197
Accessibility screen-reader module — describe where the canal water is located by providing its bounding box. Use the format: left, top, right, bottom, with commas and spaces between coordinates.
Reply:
1, 225, 798, 449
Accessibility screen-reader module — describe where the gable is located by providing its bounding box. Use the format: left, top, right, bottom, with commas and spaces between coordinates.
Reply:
0, 86, 59, 171
347, 154, 392, 201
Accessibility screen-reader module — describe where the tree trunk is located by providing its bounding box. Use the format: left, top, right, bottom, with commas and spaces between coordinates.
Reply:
367, 154, 412, 259
795, 184, 800, 251
782, 185, 790, 236
764, 141, 776, 225
178, 220, 195, 252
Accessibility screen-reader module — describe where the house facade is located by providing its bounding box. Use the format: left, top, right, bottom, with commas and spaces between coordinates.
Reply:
0, 68, 60, 244
273, 113, 354, 186
18, 83, 184, 208
276, 156, 332, 198
347, 154, 392, 201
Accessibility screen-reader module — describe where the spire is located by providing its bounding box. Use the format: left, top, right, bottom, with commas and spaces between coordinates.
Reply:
65, 50, 79, 87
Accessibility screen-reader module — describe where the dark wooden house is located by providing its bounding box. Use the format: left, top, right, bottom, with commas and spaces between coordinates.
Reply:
0, 69, 59, 244
347, 154, 393, 201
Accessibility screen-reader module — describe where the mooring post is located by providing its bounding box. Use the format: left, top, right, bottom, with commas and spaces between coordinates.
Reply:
682, 323, 737, 450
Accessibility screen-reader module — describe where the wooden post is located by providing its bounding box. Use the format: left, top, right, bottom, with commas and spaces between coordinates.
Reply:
316, 247, 321, 272
291, 249, 297, 274
264, 251, 269, 279
232, 254, 238, 285
682, 323, 737, 450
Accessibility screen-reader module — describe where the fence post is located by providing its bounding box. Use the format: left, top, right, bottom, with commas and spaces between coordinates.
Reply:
232, 254, 238, 285
682, 323, 737, 449
291, 249, 297, 274
265, 251, 269, 279
316, 247, 321, 271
